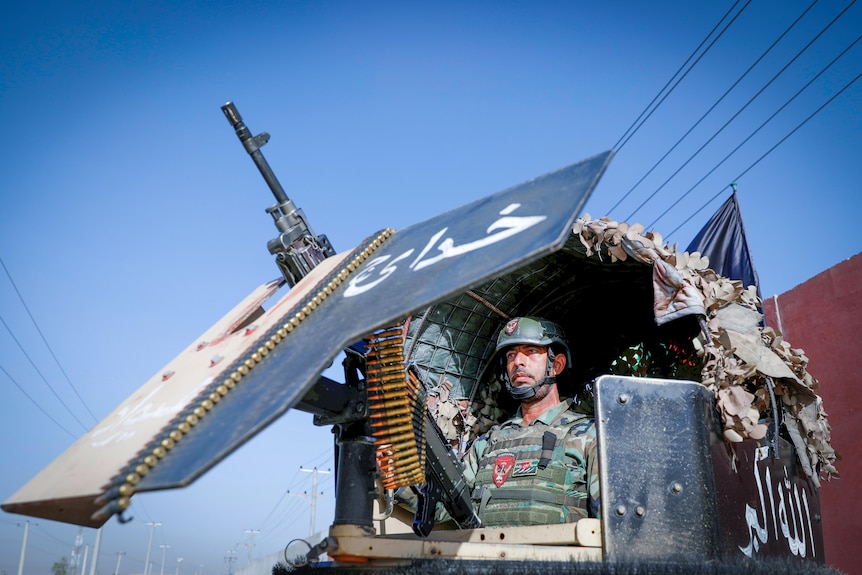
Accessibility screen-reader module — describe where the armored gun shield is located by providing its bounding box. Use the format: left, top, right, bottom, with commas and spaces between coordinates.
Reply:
2, 151, 613, 527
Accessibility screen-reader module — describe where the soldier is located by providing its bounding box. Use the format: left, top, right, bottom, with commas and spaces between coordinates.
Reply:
463, 316, 600, 526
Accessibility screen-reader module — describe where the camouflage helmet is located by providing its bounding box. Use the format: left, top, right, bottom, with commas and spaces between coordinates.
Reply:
495, 316, 571, 366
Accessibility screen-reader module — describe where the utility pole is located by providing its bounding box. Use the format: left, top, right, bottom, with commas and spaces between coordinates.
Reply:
224, 551, 236, 575
81, 545, 89, 575
88, 527, 103, 575
16, 520, 29, 575
242, 530, 260, 563
71, 528, 84, 575
113, 552, 125, 575
143, 522, 161, 575
300, 467, 331, 536
159, 544, 171, 575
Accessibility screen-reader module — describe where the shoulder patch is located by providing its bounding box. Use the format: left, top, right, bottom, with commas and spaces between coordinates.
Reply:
493, 453, 516, 487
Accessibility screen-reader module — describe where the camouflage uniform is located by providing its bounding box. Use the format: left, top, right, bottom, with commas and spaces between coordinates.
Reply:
463, 399, 600, 527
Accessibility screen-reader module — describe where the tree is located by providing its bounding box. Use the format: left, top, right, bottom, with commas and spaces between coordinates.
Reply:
51, 557, 69, 575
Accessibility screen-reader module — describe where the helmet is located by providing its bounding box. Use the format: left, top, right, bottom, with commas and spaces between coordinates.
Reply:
495, 317, 571, 401
495, 316, 571, 365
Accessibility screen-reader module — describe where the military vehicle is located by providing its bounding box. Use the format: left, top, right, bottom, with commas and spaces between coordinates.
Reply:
3, 105, 840, 574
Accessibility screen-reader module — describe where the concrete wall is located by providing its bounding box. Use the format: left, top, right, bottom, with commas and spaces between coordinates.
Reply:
763, 252, 861, 575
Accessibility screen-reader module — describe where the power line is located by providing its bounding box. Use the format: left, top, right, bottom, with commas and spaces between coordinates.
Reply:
0, 364, 77, 439
651, 34, 861, 231
666, 71, 861, 239
130, 491, 155, 524
732, 76, 861, 180
611, 0, 751, 153
256, 458, 334, 540
0, 312, 89, 433
611, 0, 744, 151
255, 466, 306, 533
607, 0, 819, 216
0, 255, 97, 423
32, 524, 75, 547
257, 504, 302, 544
255, 490, 293, 535
624, 0, 858, 224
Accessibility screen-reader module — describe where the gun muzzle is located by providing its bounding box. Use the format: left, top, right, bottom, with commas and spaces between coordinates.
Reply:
221, 101, 335, 287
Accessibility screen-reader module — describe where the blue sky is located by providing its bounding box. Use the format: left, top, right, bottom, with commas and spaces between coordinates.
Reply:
1, 1, 859, 572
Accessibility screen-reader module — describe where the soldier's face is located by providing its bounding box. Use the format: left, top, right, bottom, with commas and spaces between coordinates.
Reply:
505, 344, 549, 388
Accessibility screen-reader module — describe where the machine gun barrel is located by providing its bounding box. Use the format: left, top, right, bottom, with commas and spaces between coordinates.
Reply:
221, 101, 335, 286
221, 101, 291, 205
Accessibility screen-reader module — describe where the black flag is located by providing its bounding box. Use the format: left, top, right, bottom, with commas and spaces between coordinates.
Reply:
686, 190, 762, 302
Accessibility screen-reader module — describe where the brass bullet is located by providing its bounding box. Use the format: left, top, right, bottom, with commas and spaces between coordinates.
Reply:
370, 415, 413, 427
376, 423, 415, 437
369, 407, 412, 419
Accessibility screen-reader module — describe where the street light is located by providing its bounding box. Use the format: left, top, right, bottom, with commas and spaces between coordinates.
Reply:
175, 557, 184, 575
224, 550, 236, 575
113, 552, 125, 575
143, 522, 161, 575
159, 544, 171, 575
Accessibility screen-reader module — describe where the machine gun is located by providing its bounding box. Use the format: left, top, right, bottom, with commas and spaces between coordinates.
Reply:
221, 104, 480, 538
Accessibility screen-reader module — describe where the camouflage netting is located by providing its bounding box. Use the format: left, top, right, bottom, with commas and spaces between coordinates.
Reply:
406, 214, 838, 486
573, 215, 837, 485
